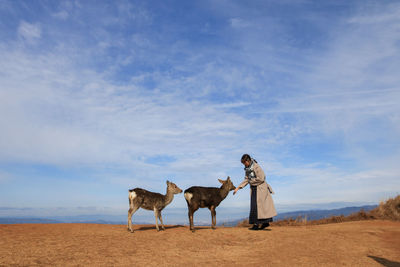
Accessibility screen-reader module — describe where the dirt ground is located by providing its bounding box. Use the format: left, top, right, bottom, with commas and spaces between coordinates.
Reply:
1, 220, 399, 266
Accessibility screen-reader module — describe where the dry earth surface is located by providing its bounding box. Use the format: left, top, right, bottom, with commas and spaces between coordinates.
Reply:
1, 220, 399, 266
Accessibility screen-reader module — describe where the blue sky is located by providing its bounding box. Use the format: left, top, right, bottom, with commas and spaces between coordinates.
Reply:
0, 0, 399, 220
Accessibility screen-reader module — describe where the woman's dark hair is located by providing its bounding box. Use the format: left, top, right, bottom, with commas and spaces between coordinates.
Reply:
241, 154, 251, 163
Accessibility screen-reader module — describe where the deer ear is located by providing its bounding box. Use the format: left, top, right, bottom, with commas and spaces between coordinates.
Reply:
166, 180, 170, 184
227, 176, 231, 180
218, 179, 224, 184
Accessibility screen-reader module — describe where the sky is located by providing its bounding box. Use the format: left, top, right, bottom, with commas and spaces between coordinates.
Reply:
0, 0, 399, 221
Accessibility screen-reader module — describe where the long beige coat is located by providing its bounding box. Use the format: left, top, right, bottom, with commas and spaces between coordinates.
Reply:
238, 161, 277, 219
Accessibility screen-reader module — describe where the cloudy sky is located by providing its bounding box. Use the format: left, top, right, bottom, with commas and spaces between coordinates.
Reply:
0, 0, 399, 220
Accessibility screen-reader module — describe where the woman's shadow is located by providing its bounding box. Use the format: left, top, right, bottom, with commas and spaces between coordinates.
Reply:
368, 255, 400, 267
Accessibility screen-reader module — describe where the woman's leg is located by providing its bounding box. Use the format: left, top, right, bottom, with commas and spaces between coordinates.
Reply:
249, 186, 258, 229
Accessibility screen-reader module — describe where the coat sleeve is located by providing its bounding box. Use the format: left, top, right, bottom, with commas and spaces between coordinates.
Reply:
237, 177, 249, 189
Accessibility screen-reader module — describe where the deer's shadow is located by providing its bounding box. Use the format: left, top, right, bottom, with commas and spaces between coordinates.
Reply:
190, 226, 218, 231
135, 225, 185, 231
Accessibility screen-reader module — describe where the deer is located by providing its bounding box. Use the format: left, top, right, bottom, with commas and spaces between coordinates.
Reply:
127, 180, 182, 232
184, 177, 236, 232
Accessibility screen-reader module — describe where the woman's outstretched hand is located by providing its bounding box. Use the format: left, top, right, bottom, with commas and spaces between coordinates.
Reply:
233, 187, 239, 195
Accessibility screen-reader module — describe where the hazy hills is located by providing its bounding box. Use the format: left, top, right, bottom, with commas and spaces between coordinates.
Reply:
221, 205, 377, 226
0, 205, 377, 225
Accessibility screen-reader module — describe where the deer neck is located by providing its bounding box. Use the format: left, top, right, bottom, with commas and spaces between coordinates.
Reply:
219, 184, 230, 200
164, 189, 175, 205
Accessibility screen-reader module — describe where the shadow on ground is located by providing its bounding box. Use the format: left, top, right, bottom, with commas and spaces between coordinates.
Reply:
368, 255, 400, 267
136, 225, 185, 231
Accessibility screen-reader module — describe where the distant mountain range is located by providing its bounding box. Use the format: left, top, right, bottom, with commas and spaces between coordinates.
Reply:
0, 217, 125, 225
220, 205, 378, 226
274, 205, 377, 221
0, 205, 377, 226
0, 218, 62, 224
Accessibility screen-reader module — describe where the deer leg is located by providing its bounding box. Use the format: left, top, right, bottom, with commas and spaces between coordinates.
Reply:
210, 206, 216, 229
157, 211, 165, 230
188, 204, 199, 232
153, 207, 160, 231
188, 209, 194, 232
128, 203, 139, 233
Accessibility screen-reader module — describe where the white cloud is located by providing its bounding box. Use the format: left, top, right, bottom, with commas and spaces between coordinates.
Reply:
17, 21, 41, 42
348, 4, 400, 24
0, 46, 252, 179
266, 160, 400, 204
230, 18, 251, 28
52, 10, 69, 20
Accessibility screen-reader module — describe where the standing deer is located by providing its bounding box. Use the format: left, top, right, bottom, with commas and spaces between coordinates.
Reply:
128, 180, 182, 232
184, 177, 236, 232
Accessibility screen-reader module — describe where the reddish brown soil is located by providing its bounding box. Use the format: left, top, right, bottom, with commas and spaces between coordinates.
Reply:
1, 220, 399, 266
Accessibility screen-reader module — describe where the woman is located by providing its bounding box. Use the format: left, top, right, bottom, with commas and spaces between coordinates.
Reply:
233, 154, 277, 230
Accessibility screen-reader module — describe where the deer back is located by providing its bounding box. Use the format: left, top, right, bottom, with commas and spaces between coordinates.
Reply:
184, 186, 225, 208
130, 188, 166, 210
